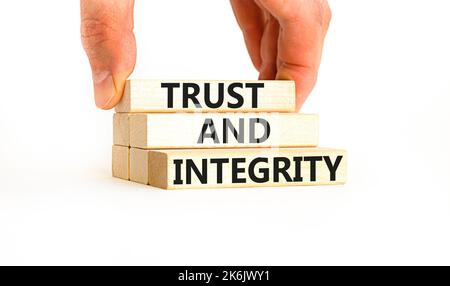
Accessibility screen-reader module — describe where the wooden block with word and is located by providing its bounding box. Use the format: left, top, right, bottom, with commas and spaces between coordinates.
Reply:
115, 79, 296, 113
128, 113, 319, 149
129, 147, 346, 189
113, 113, 130, 146
112, 145, 130, 180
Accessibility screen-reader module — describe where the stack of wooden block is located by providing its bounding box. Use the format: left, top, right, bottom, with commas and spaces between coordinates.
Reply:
112, 79, 347, 189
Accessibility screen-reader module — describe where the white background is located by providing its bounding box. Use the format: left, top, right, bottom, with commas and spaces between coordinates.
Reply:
0, 0, 449, 265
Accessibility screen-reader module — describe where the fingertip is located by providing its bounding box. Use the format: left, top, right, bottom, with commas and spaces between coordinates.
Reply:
276, 68, 317, 112
295, 96, 307, 112
92, 71, 125, 110
275, 71, 301, 111
259, 63, 277, 80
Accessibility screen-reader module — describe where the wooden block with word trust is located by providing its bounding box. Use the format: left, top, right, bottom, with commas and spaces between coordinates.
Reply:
130, 147, 346, 189
129, 113, 318, 149
112, 145, 130, 180
115, 79, 296, 113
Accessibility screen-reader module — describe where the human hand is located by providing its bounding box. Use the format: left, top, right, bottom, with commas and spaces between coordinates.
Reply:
81, 0, 330, 110
230, 0, 331, 110
80, 0, 136, 109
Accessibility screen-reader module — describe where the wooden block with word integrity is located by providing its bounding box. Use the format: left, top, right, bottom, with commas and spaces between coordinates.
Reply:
113, 113, 130, 146
129, 113, 319, 149
115, 79, 296, 113
129, 147, 347, 189
112, 145, 130, 180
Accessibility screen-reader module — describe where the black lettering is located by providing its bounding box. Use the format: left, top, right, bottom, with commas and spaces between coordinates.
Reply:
227, 83, 244, 108
249, 118, 270, 143
210, 158, 229, 184
186, 159, 207, 184
245, 82, 264, 108
273, 157, 293, 182
198, 118, 219, 144
324, 155, 343, 181
304, 156, 323, 181
173, 159, 184, 185
232, 158, 246, 183
248, 157, 269, 183
204, 83, 224, 109
223, 118, 244, 143
161, 82, 180, 108
183, 83, 201, 108
292, 157, 303, 182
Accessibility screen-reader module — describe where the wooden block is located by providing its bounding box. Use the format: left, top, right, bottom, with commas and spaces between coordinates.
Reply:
112, 145, 130, 180
129, 147, 347, 189
115, 79, 295, 113
113, 113, 130, 146
129, 113, 319, 149
129, 147, 150, 185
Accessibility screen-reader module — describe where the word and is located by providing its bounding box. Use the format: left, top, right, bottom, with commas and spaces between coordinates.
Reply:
198, 118, 270, 144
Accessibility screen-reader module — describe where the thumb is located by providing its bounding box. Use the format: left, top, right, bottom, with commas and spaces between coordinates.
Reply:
80, 0, 136, 110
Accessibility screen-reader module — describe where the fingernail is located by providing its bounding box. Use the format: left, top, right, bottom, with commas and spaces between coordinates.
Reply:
92, 71, 115, 109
